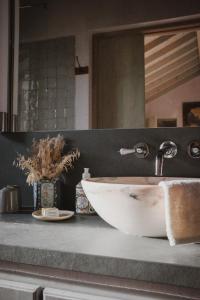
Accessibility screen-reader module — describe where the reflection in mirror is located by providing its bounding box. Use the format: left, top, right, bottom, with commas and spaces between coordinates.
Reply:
16, 1, 200, 130
18, 1, 76, 131
92, 28, 200, 129
92, 31, 145, 129
18, 37, 75, 131
145, 30, 200, 128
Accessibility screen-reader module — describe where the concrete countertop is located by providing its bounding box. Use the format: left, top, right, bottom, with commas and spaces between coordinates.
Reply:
0, 214, 200, 289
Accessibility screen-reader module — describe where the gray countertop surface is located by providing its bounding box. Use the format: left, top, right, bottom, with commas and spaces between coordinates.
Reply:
0, 214, 200, 289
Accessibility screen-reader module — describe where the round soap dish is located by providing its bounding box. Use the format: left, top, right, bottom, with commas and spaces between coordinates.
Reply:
32, 210, 74, 221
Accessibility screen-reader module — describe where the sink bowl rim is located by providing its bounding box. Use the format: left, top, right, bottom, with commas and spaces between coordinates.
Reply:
83, 176, 189, 186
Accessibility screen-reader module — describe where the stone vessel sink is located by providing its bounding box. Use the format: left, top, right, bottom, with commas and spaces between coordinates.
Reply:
81, 177, 175, 237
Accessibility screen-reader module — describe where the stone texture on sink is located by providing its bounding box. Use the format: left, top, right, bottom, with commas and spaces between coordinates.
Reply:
82, 177, 170, 237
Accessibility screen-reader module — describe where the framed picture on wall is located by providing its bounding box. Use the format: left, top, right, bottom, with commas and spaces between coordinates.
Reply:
183, 102, 200, 127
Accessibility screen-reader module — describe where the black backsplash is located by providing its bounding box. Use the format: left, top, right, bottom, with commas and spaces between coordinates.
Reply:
0, 128, 200, 210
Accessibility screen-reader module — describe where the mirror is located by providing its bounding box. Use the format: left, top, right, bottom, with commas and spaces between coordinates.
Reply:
16, 1, 200, 131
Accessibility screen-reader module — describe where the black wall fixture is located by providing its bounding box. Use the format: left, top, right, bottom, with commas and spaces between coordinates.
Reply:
0, 128, 200, 210
75, 56, 89, 75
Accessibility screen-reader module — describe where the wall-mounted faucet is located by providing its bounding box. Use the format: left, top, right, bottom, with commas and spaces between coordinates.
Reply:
120, 141, 177, 175
155, 141, 177, 176
119, 143, 149, 159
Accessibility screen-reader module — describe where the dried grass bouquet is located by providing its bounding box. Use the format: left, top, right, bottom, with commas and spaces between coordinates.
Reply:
14, 135, 80, 185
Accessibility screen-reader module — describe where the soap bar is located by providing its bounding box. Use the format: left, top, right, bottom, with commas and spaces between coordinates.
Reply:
41, 207, 59, 217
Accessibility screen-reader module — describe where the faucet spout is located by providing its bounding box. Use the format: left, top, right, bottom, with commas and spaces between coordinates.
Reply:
155, 149, 164, 176
155, 141, 177, 177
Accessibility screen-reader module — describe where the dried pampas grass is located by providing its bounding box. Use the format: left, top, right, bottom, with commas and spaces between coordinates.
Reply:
14, 135, 80, 185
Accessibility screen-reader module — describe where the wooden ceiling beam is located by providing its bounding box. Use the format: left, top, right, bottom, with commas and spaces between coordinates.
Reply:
146, 66, 200, 102
145, 43, 198, 76
145, 32, 196, 65
145, 37, 197, 69
145, 51, 199, 84
144, 35, 174, 52
144, 35, 157, 44
146, 57, 200, 91
145, 32, 187, 58
196, 31, 200, 61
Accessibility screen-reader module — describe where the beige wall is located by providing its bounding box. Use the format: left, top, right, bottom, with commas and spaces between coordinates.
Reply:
19, 0, 200, 129
145, 75, 200, 127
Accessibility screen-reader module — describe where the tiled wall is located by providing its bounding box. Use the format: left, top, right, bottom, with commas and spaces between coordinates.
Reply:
18, 36, 75, 131
0, 128, 200, 210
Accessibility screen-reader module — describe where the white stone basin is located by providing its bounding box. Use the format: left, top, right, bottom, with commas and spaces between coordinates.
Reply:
81, 177, 180, 237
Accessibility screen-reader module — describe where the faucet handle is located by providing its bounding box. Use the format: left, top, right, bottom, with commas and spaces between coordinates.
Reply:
119, 148, 135, 155
119, 143, 149, 158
